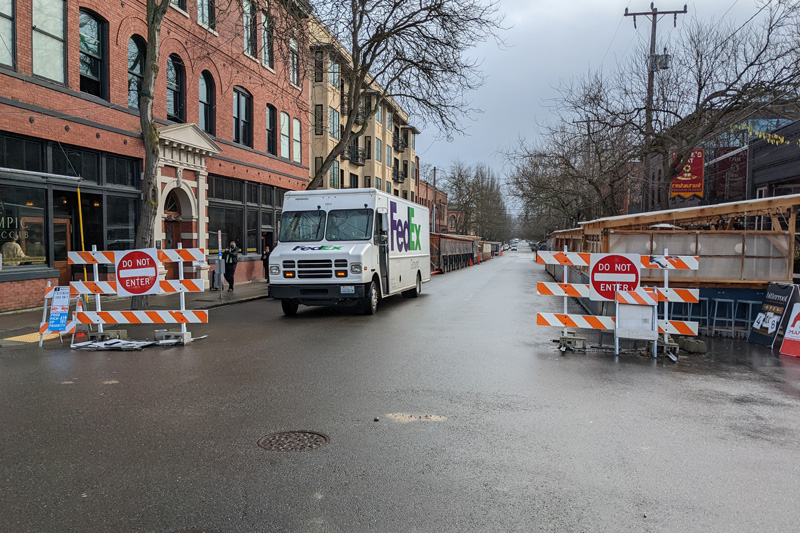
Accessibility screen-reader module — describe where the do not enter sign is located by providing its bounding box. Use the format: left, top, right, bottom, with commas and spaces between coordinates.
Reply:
115, 248, 160, 297
590, 253, 640, 301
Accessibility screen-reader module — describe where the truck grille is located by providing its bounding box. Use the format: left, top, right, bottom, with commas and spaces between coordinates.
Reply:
298, 259, 333, 279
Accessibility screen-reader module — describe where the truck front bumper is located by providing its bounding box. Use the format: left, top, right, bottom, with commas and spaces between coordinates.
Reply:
269, 282, 369, 306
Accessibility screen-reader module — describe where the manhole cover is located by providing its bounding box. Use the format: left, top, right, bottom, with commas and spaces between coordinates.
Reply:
257, 431, 329, 452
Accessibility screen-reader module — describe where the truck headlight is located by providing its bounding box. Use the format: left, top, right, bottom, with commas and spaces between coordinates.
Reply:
269, 265, 280, 275
350, 263, 362, 274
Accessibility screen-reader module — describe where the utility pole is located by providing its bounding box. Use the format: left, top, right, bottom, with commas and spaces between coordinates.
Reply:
431, 167, 437, 233
625, 3, 686, 210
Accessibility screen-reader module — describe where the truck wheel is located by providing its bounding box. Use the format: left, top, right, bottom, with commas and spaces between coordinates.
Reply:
281, 299, 299, 316
363, 280, 379, 315
403, 273, 421, 298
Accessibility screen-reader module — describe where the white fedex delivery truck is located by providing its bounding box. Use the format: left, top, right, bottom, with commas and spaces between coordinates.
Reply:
268, 188, 431, 315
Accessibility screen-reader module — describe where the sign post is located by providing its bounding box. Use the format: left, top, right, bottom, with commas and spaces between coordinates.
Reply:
590, 254, 640, 301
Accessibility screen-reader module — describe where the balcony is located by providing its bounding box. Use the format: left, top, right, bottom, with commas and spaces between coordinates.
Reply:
392, 135, 407, 153
348, 146, 365, 166
392, 167, 407, 183
341, 102, 365, 125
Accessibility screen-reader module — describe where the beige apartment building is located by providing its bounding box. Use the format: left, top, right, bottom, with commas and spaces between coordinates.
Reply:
309, 23, 420, 199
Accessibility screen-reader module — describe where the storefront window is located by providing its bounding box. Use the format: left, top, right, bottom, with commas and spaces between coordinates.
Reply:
208, 206, 242, 254
262, 186, 273, 206
107, 196, 136, 250
52, 147, 99, 182
0, 185, 47, 268
1, 134, 44, 172
247, 208, 258, 253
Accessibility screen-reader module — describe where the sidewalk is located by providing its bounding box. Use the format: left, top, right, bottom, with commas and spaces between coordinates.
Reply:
0, 280, 272, 339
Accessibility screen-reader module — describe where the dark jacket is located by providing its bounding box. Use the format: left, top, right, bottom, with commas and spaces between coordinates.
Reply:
222, 247, 239, 264
261, 249, 271, 266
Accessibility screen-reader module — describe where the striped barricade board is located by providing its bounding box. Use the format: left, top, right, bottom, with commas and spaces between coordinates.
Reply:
67, 250, 116, 265
536, 251, 591, 267
536, 282, 591, 298
536, 313, 616, 330
537, 313, 699, 336
537, 252, 699, 270
538, 283, 698, 303
69, 248, 206, 265
615, 289, 659, 306
158, 249, 206, 263
658, 320, 699, 336
75, 310, 209, 325
67, 279, 204, 296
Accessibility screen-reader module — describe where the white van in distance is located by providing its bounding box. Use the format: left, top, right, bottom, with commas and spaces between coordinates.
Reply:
268, 188, 431, 315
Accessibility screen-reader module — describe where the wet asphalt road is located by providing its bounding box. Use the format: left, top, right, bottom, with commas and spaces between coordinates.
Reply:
2, 248, 800, 532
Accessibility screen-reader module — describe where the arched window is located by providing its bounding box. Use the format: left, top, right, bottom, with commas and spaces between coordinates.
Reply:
79, 9, 106, 98
233, 86, 252, 146
166, 54, 185, 122
266, 104, 277, 155
292, 117, 301, 163
199, 71, 215, 134
127, 35, 146, 109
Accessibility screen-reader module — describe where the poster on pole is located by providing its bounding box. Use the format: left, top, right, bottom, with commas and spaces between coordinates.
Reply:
48, 286, 71, 331
779, 302, 800, 357
749, 283, 797, 348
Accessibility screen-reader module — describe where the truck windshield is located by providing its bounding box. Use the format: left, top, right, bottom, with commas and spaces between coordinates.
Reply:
326, 209, 374, 241
279, 211, 326, 242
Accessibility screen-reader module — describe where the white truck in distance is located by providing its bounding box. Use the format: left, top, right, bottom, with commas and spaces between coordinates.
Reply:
268, 189, 431, 315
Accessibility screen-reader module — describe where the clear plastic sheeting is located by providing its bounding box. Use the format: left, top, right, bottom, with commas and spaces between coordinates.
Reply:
607, 232, 791, 283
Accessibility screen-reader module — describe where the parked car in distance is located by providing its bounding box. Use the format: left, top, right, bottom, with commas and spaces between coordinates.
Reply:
511, 245, 517, 251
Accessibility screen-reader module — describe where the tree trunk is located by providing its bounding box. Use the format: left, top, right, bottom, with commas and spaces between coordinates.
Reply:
131, 0, 170, 310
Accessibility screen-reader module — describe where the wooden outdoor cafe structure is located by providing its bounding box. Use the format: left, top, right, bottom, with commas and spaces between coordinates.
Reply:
546, 194, 800, 290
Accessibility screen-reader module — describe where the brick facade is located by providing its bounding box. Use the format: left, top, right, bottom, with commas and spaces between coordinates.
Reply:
0, 0, 311, 311
0, 277, 57, 313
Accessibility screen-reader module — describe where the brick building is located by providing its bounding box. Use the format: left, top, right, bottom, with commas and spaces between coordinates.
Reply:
0, 0, 310, 311
415, 164, 448, 233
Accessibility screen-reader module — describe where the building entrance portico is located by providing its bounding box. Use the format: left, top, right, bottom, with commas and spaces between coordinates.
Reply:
156, 124, 221, 285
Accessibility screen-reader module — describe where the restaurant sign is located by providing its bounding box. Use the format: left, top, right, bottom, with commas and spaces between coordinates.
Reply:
670, 149, 704, 198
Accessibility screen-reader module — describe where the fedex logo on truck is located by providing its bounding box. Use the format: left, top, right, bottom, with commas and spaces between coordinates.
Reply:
390, 201, 422, 252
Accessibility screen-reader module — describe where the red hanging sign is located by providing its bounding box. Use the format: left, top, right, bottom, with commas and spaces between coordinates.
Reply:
670, 149, 704, 198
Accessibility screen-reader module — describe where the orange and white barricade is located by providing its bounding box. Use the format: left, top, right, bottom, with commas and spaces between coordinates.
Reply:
74, 310, 208, 325
536, 248, 700, 356
65, 243, 208, 344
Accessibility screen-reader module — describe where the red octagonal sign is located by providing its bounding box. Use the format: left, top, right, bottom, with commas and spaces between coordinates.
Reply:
116, 249, 159, 297
590, 254, 640, 301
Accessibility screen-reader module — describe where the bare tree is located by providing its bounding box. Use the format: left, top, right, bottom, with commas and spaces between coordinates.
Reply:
564, 2, 800, 210
441, 161, 510, 240
306, 0, 503, 189
505, 1, 800, 235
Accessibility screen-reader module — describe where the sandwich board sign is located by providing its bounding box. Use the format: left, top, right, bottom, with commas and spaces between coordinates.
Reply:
590, 254, 640, 301
48, 286, 71, 331
115, 248, 160, 297
749, 283, 797, 348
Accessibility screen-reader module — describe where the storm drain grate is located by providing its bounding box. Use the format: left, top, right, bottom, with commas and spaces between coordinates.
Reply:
258, 431, 329, 452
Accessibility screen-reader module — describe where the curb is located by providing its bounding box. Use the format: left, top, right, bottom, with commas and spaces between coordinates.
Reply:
203, 293, 272, 310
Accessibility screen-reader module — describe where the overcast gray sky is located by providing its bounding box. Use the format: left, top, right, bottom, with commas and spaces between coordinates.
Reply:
418, 0, 764, 181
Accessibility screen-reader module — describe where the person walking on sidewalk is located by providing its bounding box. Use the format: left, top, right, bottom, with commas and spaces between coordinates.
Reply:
260, 245, 271, 283
222, 240, 239, 291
